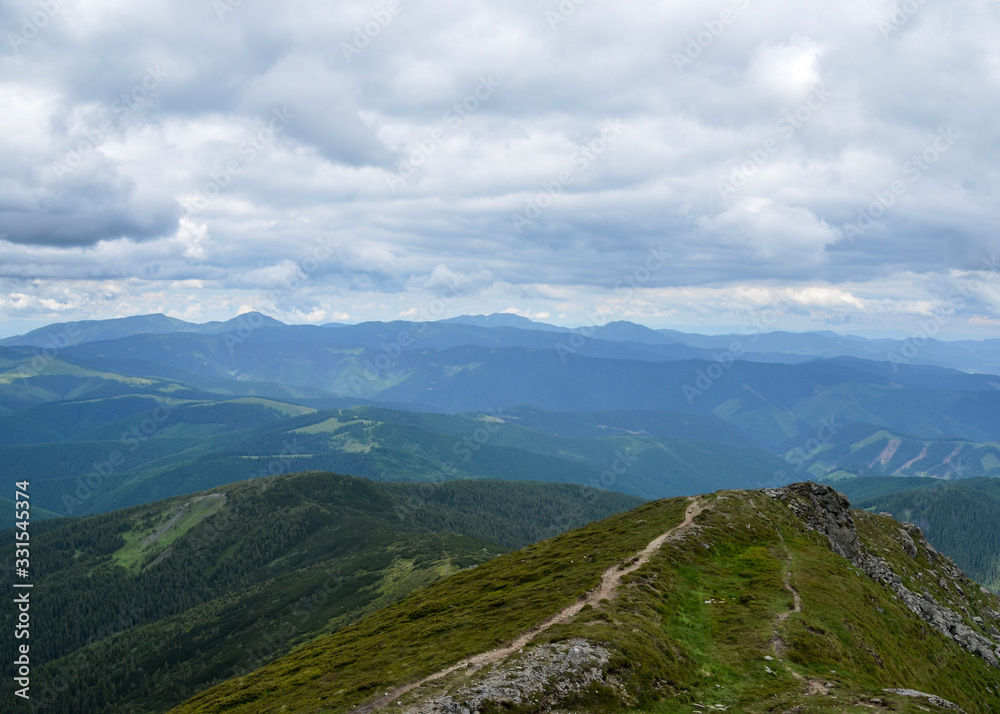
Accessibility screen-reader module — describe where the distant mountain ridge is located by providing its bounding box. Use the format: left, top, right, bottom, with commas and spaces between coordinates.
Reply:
5, 312, 1000, 374
440, 313, 571, 331
4, 322, 1000, 475
0, 312, 285, 348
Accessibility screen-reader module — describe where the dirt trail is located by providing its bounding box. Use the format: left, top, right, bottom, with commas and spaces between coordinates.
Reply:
771, 548, 805, 681
355, 498, 705, 713
776, 561, 803, 624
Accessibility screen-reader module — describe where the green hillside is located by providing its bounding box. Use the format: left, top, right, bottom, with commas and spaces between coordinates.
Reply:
176, 483, 1000, 713
1, 395, 790, 516
0, 498, 62, 530
0, 473, 641, 714
785, 422, 1000, 480
23, 327, 1000, 448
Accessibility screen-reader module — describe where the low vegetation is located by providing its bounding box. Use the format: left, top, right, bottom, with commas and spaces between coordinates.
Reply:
0, 472, 641, 713
176, 486, 1000, 713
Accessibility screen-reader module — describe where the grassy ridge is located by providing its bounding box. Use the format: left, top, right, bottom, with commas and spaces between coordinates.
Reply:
175, 498, 691, 713
176, 488, 1000, 713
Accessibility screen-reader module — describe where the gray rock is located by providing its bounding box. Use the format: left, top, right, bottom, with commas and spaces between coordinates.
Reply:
405, 639, 613, 714
898, 528, 918, 559
777, 483, 1000, 670
781, 483, 861, 560
883, 688, 965, 711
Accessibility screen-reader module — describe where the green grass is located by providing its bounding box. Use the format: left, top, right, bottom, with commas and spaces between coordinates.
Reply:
207, 398, 316, 417
112, 494, 227, 571
176, 488, 1000, 713
174, 498, 691, 713
2, 471, 642, 714
293, 416, 356, 433
848, 430, 894, 452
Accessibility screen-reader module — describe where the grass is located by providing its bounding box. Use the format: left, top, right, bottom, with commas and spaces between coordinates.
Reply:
112, 494, 227, 571
292, 416, 370, 434
173, 498, 691, 713
848, 430, 895, 452
175, 488, 1000, 713
214, 398, 316, 417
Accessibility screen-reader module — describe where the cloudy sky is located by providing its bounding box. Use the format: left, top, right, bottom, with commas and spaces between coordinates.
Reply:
2, 0, 999, 338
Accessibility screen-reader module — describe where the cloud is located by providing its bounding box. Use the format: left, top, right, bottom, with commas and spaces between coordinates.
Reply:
0, 0, 998, 336
700, 197, 841, 262
747, 38, 825, 101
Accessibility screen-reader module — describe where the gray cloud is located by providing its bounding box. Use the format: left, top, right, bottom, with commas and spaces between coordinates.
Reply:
1, 0, 999, 336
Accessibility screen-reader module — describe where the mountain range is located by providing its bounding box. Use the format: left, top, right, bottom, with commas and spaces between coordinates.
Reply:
2, 312, 1000, 711
6, 312, 1000, 374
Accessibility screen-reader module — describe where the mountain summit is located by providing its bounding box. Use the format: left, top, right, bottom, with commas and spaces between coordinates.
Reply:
177, 483, 1000, 713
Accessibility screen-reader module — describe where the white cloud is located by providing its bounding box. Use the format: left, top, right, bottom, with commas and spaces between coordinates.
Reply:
0, 0, 998, 336
747, 38, 824, 101
700, 197, 841, 261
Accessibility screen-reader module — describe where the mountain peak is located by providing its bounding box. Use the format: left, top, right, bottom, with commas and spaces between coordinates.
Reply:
440, 313, 567, 331
0, 311, 287, 348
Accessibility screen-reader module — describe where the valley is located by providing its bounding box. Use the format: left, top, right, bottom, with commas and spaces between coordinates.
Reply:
2, 313, 999, 712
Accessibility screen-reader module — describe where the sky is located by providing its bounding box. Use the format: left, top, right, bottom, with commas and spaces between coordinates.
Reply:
2, 0, 1000, 339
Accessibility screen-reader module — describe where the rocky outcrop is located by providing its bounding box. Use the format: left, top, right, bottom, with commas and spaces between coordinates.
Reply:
769, 482, 1000, 669
883, 688, 965, 711
404, 639, 612, 714
771, 483, 861, 560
